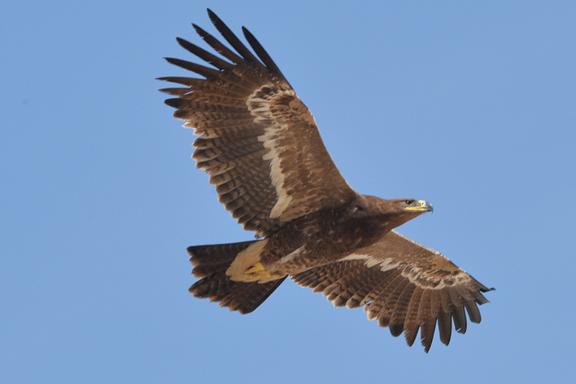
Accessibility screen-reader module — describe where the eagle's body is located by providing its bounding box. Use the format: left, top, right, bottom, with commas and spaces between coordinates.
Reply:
232, 202, 379, 279
229, 195, 430, 281
161, 9, 493, 352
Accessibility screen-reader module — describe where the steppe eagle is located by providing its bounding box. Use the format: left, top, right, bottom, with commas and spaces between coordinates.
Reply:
159, 9, 493, 352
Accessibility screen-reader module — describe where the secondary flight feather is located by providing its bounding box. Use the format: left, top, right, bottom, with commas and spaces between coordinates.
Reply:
160, 9, 493, 352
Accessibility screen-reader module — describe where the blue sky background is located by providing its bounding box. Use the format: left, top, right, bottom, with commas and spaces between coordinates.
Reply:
2, 1, 575, 383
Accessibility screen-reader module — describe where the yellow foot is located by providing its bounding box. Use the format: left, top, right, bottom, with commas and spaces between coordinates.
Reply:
245, 262, 266, 275
244, 262, 273, 281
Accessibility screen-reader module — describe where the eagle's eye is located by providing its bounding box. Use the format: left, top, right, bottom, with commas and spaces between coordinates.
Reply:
404, 199, 415, 206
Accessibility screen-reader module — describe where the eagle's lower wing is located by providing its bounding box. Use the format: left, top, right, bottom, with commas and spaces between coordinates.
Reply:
292, 231, 492, 352
160, 10, 356, 236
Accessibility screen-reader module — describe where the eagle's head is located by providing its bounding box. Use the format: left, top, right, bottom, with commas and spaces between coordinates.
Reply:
347, 195, 433, 228
389, 198, 434, 214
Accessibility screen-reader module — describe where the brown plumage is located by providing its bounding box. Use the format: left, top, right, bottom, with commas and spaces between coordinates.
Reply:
160, 9, 493, 352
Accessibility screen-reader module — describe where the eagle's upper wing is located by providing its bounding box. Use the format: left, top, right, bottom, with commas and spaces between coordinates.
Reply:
160, 10, 356, 236
292, 231, 493, 352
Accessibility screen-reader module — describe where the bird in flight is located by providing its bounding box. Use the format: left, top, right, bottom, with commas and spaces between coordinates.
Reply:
160, 9, 493, 352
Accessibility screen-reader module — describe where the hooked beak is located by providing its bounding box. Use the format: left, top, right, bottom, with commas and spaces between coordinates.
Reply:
404, 200, 433, 213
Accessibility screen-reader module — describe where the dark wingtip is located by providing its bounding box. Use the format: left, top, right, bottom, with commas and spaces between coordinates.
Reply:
207, 8, 220, 24
191, 23, 211, 42
158, 88, 184, 95
405, 331, 418, 347
471, 275, 495, 293
421, 332, 434, 353
478, 281, 495, 292
389, 323, 404, 337
164, 98, 182, 108
163, 57, 180, 66
241, 24, 286, 80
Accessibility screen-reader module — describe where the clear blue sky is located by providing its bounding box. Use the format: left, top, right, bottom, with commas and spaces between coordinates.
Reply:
2, 1, 575, 383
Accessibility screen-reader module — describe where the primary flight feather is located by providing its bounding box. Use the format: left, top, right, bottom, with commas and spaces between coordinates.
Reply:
160, 9, 493, 352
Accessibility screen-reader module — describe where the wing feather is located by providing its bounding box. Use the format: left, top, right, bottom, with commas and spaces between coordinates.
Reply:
417, 290, 436, 352
241, 27, 287, 80
207, 9, 260, 63
364, 271, 402, 321
164, 57, 221, 78
404, 287, 423, 346
292, 231, 493, 351
161, 10, 356, 235
389, 283, 415, 336
176, 37, 233, 70
437, 309, 453, 346
378, 277, 409, 328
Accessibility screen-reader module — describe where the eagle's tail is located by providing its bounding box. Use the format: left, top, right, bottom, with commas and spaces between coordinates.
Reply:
187, 240, 286, 314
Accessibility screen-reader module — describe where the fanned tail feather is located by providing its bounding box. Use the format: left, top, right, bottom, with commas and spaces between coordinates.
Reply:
188, 241, 285, 314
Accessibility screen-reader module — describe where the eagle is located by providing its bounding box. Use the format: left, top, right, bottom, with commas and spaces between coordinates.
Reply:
159, 9, 493, 352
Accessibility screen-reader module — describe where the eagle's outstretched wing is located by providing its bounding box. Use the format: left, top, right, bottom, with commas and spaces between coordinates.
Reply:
160, 10, 356, 236
292, 231, 493, 352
